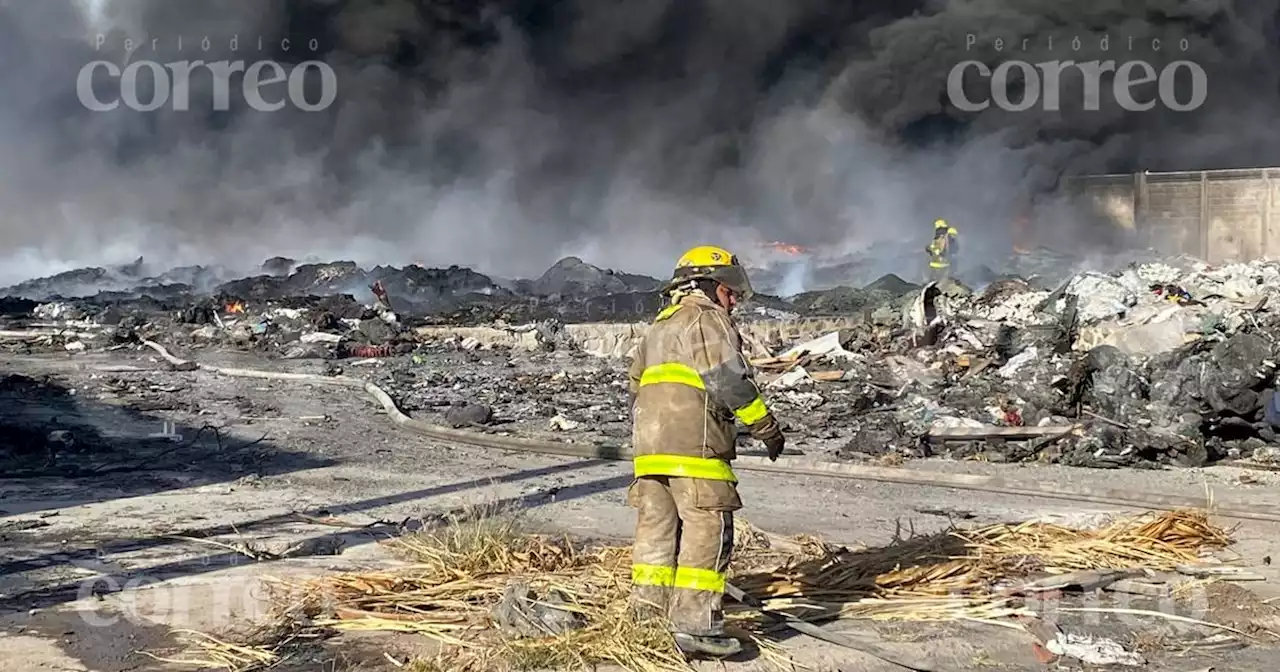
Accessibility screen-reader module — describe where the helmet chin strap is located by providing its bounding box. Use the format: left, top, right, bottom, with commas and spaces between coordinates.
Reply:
668, 281, 728, 308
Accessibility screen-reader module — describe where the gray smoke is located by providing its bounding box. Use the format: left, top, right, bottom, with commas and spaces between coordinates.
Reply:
0, 0, 1276, 288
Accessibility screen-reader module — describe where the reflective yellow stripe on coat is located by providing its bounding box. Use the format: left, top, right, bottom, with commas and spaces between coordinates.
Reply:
639, 362, 705, 390
636, 360, 738, 482
654, 304, 682, 321
634, 454, 737, 482
733, 397, 769, 425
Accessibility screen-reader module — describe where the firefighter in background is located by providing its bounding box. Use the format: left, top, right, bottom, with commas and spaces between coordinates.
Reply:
627, 245, 786, 657
926, 218, 959, 282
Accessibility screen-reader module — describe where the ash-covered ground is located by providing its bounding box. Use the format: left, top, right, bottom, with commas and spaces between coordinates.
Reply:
7, 249, 1280, 672
5, 248, 1280, 472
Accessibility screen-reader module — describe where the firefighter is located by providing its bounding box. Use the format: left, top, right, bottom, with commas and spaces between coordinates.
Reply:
626, 245, 786, 657
925, 218, 959, 282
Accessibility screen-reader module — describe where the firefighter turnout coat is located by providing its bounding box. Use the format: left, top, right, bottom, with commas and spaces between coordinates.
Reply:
627, 291, 781, 481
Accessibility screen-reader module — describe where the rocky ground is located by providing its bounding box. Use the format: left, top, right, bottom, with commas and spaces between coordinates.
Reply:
7, 250, 1280, 670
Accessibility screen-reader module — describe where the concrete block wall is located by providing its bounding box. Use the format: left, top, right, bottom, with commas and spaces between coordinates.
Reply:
1066, 174, 1135, 231
1144, 175, 1202, 256
1206, 177, 1266, 262
415, 317, 862, 359
1068, 169, 1280, 263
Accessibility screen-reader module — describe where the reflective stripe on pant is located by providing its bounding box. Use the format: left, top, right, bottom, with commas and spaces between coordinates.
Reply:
628, 475, 737, 637
630, 476, 678, 616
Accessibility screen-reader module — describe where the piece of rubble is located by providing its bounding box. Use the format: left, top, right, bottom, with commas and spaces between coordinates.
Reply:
300, 332, 342, 344
356, 318, 397, 345
445, 403, 493, 428
1252, 446, 1280, 463
780, 331, 857, 361
190, 325, 221, 340
778, 391, 824, 409
906, 282, 950, 346
549, 414, 580, 431
46, 430, 74, 450
768, 367, 813, 390
282, 343, 330, 359
492, 582, 586, 638
34, 302, 83, 320
1075, 305, 1206, 355
1055, 271, 1142, 321
997, 347, 1039, 378
1045, 633, 1144, 666
882, 355, 941, 388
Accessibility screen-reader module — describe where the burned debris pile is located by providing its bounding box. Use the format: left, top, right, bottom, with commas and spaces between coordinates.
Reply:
793, 258, 1280, 469
0, 256, 672, 326
6, 253, 1280, 470
525, 256, 662, 297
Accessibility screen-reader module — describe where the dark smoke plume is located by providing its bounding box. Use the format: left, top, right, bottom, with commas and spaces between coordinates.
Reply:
1, 0, 1277, 287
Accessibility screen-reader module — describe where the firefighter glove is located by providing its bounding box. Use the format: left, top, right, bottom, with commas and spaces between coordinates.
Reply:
764, 430, 785, 461
748, 414, 785, 461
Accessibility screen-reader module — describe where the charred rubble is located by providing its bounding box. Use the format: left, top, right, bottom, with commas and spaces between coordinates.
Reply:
6, 253, 1280, 470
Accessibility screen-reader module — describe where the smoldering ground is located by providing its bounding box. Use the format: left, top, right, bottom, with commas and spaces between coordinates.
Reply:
0, 0, 1278, 288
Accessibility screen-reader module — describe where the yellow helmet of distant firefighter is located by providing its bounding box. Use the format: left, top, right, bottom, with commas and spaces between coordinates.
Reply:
666, 245, 754, 299
934, 218, 949, 230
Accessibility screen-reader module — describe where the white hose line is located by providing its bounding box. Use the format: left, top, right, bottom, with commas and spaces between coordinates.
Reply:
137, 340, 1280, 524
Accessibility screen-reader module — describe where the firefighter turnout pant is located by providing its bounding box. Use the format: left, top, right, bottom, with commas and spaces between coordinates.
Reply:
628, 474, 740, 637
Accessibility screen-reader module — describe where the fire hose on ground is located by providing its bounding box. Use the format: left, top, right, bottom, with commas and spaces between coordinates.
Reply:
134, 339, 1280, 525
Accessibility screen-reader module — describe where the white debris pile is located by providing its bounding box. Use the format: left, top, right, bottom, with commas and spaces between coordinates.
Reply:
981, 289, 1052, 323
34, 302, 84, 321
967, 259, 1280, 359
1061, 272, 1139, 323
1183, 259, 1280, 301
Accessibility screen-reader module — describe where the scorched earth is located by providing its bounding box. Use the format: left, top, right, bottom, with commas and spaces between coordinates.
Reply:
3, 251, 1280, 671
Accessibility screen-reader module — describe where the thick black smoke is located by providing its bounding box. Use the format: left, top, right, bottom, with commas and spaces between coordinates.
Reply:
0, 0, 1277, 286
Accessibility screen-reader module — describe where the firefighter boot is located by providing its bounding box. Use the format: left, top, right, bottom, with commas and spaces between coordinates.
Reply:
628, 476, 679, 619
673, 632, 743, 658
667, 478, 741, 657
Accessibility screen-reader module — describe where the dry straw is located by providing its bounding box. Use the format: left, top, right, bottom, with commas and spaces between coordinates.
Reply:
147, 507, 1232, 672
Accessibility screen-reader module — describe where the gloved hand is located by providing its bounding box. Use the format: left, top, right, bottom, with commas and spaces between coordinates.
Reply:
750, 414, 786, 461
763, 431, 785, 461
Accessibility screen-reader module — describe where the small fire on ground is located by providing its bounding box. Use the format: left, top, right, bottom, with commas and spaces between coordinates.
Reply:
225, 301, 246, 314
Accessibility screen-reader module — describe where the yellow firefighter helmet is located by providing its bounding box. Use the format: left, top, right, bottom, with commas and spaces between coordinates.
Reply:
667, 245, 754, 299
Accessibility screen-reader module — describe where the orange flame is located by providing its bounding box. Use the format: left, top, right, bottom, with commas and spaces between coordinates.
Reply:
225, 301, 246, 314
765, 241, 807, 256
